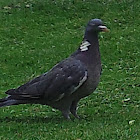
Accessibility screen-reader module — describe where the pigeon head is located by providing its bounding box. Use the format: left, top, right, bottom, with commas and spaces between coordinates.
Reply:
86, 19, 109, 33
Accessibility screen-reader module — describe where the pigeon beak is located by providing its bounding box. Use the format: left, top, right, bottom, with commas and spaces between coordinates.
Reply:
98, 25, 110, 32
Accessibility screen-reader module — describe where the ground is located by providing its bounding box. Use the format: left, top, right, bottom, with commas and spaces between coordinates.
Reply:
0, 0, 139, 139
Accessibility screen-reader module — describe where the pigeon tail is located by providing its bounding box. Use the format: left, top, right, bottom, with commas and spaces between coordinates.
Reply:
0, 97, 18, 107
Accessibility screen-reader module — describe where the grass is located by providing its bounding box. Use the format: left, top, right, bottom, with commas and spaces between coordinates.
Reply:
0, 0, 140, 139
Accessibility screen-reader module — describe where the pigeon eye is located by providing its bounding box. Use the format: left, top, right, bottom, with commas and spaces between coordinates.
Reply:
90, 23, 95, 26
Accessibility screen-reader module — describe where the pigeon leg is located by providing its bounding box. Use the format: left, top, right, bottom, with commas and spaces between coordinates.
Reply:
62, 110, 70, 120
70, 100, 80, 119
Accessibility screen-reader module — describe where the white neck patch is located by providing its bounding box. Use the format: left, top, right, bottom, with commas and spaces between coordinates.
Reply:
80, 40, 91, 52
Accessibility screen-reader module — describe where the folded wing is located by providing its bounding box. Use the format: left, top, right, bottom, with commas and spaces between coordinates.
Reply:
6, 58, 88, 102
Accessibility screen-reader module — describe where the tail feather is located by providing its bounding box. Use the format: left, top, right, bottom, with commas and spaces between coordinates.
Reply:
0, 97, 18, 107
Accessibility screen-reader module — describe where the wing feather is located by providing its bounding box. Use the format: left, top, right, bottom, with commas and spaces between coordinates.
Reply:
6, 58, 88, 101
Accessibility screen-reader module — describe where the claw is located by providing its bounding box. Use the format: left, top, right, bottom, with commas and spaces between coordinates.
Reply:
70, 101, 80, 119
62, 110, 70, 120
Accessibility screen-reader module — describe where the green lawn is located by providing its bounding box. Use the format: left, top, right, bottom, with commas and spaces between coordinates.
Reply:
0, 0, 139, 139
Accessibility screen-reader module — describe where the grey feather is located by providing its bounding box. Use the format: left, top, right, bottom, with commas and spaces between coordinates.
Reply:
0, 19, 109, 119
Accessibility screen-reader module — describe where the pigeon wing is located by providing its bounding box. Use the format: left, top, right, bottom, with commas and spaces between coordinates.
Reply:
6, 58, 88, 101
41, 59, 88, 101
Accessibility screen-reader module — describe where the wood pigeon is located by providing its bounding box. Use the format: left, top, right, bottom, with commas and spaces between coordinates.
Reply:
0, 19, 109, 119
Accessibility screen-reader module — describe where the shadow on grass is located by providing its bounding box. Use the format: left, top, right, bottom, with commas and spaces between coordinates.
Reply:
0, 115, 67, 124
0, 114, 89, 124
